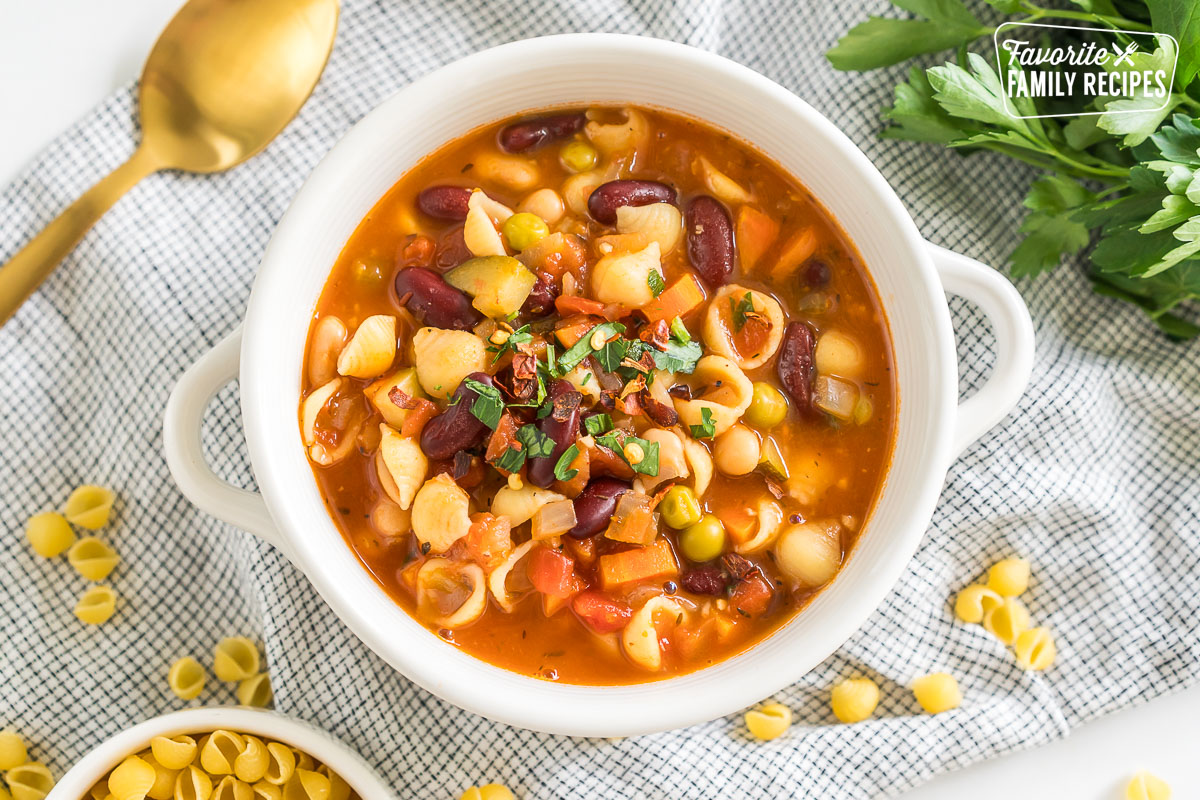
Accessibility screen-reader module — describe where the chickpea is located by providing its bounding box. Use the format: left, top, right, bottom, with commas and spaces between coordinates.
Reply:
502, 212, 550, 251
744, 382, 788, 429
680, 514, 726, 563
517, 188, 565, 224
713, 424, 760, 476
660, 485, 702, 530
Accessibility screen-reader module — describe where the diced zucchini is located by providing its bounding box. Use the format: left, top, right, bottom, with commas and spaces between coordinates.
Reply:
756, 436, 790, 482
445, 256, 536, 318
364, 367, 424, 429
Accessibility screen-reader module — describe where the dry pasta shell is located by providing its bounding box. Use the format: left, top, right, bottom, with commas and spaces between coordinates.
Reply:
282, 771, 330, 800
108, 756, 155, 800
150, 736, 198, 771
199, 730, 246, 775
87, 781, 108, 800
743, 701, 792, 741
144, 755, 179, 800
25, 511, 75, 558
64, 485, 116, 530
236, 674, 273, 709
68, 536, 120, 581
262, 744, 295, 786
174, 766, 213, 800
74, 585, 117, 625
0, 730, 27, 770
6, 763, 55, 800
212, 777, 252, 800
289, 751, 313, 773
982, 597, 1031, 645
250, 784, 280, 800
1014, 627, 1056, 671
314, 768, 349, 800
212, 638, 260, 683
233, 737, 270, 784
167, 657, 206, 701
336, 315, 396, 379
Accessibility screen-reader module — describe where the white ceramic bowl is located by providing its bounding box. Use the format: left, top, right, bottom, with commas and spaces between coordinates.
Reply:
47, 707, 395, 800
164, 33, 1034, 737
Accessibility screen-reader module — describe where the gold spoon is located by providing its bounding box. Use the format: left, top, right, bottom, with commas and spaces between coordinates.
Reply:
0, 0, 339, 328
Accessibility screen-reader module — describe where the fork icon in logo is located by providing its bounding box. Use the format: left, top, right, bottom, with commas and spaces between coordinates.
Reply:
1111, 42, 1139, 66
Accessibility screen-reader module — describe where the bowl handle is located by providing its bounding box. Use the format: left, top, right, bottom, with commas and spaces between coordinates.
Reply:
928, 243, 1035, 456
163, 327, 293, 559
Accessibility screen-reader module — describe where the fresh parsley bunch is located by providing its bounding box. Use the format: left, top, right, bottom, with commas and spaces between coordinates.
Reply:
828, 0, 1200, 337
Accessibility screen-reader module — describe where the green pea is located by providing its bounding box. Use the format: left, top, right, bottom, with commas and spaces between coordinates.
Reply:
502, 212, 550, 251
745, 382, 788, 429
660, 485, 702, 530
680, 514, 727, 563
560, 140, 599, 173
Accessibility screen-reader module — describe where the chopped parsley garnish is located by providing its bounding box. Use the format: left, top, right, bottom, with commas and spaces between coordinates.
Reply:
489, 324, 533, 363
582, 372, 592, 385
649, 338, 702, 374
515, 424, 555, 459
536, 395, 555, 419
553, 444, 580, 481
689, 407, 716, 439
670, 316, 691, 343
730, 291, 755, 332
595, 335, 630, 373
647, 270, 665, 297
557, 321, 626, 372
595, 431, 660, 476
584, 413, 613, 436
463, 378, 504, 429
494, 446, 527, 473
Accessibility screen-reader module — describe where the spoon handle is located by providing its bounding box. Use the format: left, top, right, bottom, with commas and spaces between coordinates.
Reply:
0, 146, 161, 328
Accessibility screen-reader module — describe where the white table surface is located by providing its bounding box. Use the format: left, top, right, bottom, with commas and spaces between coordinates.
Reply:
2, 2, 1196, 798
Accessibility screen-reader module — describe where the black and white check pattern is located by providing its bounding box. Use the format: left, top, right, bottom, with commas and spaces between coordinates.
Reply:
1, 2, 1198, 798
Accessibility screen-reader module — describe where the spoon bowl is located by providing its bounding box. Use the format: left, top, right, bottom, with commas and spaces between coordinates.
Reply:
0, 0, 340, 326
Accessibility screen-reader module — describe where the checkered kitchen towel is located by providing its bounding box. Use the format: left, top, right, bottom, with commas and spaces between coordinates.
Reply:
2, 1, 1198, 798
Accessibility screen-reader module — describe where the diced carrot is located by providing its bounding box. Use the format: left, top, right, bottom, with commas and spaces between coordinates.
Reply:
555, 295, 608, 317
736, 206, 780, 273
554, 314, 601, 347
552, 441, 590, 498
717, 502, 758, 546
399, 398, 438, 438
599, 538, 680, 590
770, 226, 818, 280
731, 574, 773, 617
642, 274, 706, 322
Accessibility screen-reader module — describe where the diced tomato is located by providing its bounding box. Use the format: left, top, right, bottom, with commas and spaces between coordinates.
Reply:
528, 546, 580, 599
399, 398, 438, 438
598, 538, 679, 590
555, 295, 608, 317
484, 412, 521, 472
464, 513, 513, 571
731, 573, 773, 617
641, 274, 705, 322
572, 591, 633, 634
554, 314, 601, 347
564, 535, 598, 568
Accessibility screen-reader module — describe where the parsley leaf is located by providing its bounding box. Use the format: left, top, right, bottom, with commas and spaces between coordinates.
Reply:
595, 335, 630, 373
463, 378, 504, 429
553, 444, 580, 481
494, 446, 526, 473
669, 316, 691, 343
650, 338, 702, 374
489, 324, 533, 363
689, 407, 716, 440
826, 0, 987, 72
730, 291, 755, 332
515, 424, 555, 459
557, 322, 626, 372
595, 431, 659, 476
584, 413, 613, 435
647, 269, 665, 297
1010, 175, 1096, 278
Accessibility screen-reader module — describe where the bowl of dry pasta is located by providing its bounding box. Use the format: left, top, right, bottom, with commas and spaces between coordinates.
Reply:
46, 708, 394, 800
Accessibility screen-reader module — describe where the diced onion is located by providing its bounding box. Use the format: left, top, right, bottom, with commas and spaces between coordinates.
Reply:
532, 499, 578, 540
605, 492, 658, 545
813, 375, 858, 421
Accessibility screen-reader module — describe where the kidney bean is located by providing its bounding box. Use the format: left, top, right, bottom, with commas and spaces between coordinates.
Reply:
419, 372, 495, 460
776, 321, 816, 413
568, 477, 632, 539
528, 379, 582, 488
416, 186, 472, 221
498, 112, 587, 153
686, 195, 734, 287
803, 258, 832, 288
681, 565, 727, 595
588, 180, 676, 224
393, 267, 480, 331
521, 271, 559, 316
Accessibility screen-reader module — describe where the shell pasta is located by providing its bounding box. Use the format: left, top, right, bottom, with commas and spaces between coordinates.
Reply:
91, 733, 358, 800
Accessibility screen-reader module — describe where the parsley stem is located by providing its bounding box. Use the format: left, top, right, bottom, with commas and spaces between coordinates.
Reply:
1017, 3, 1152, 32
